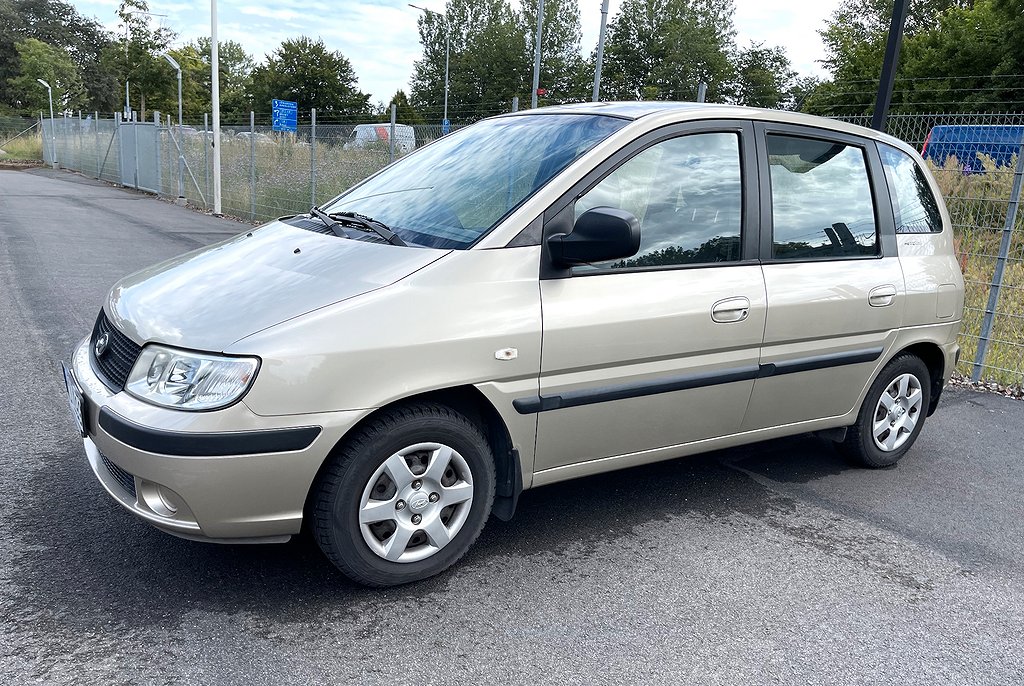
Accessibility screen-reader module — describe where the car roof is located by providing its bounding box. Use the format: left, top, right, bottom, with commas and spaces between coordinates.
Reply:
498, 101, 914, 156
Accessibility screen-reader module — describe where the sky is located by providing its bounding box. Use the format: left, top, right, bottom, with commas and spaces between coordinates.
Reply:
73, 0, 844, 106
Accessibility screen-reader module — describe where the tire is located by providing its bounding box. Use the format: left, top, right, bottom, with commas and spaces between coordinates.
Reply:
838, 354, 931, 468
311, 402, 496, 587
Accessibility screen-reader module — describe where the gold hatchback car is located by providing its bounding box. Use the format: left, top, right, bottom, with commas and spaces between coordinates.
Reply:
64, 103, 964, 586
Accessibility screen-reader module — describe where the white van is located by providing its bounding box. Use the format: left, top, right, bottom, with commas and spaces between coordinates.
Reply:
344, 123, 416, 154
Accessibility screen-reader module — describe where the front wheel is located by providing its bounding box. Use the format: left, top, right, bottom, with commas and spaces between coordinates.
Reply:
838, 354, 931, 468
311, 403, 495, 587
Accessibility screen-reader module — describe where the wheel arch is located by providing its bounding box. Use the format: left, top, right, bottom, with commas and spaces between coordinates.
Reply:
892, 341, 946, 416
304, 385, 523, 527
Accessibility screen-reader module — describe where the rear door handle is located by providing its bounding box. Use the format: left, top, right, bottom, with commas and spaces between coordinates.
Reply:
711, 297, 750, 323
868, 285, 897, 307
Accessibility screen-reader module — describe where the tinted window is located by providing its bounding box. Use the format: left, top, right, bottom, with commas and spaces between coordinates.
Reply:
767, 134, 878, 259
574, 132, 742, 270
325, 114, 627, 249
880, 144, 943, 233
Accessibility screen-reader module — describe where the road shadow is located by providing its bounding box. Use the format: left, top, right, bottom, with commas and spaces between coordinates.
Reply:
12, 433, 857, 633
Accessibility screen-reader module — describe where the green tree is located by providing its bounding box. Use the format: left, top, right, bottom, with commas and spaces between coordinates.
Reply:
0, 0, 118, 113
728, 43, 796, 108
392, 90, 425, 124
150, 39, 255, 120
522, 0, 589, 103
601, 0, 737, 102
6, 38, 86, 112
410, 0, 529, 122
247, 37, 370, 117
809, 0, 985, 114
97, 0, 176, 119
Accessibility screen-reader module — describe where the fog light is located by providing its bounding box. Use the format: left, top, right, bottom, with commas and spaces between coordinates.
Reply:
139, 480, 185, 518
156, 486, 180, 514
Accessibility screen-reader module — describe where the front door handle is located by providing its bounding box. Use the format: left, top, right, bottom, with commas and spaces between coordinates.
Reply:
711, 297, 750, 323
868, 285, 897, 307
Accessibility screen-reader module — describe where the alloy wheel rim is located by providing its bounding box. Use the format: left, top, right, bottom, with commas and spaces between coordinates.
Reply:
358, 442, 474, 563
872, 373, 923, 452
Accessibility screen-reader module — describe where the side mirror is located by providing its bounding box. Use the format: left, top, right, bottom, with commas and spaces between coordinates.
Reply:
547, 206, 641, 266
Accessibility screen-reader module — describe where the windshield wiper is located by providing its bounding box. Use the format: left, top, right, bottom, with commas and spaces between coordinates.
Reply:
326, 211, 407, 246
309, 206, 351, 239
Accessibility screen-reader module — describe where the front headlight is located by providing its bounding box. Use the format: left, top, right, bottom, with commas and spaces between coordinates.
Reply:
125, 344, 259, 411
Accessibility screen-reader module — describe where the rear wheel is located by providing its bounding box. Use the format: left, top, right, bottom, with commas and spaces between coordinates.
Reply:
838, 354, 931, 468
312, 402, 495, 586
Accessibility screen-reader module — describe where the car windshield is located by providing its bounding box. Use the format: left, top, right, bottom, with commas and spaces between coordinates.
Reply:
323, 114, 628, 249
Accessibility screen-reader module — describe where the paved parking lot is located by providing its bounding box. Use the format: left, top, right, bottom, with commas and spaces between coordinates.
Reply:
2, 168, 1023, 685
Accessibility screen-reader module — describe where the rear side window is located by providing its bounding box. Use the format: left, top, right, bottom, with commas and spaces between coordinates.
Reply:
879, 144, 943, 234
767, 134, 878, 259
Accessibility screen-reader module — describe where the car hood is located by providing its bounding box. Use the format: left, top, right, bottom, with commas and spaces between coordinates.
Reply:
106, 221, 448, 351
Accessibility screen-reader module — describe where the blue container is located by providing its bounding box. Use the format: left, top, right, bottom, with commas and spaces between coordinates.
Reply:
922, 125, 1024, 172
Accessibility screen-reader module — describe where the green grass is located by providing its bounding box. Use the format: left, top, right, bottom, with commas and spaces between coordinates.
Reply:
0, 130, 43, 161
931, 155, 1024, 388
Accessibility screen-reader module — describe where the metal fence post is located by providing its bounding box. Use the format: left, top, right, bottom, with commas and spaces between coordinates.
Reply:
176, 117, 184, 200
389, 103, 396, 163
310, 108, 317, 207
512, 96, 519, 112
60, 112, 67, 168
972, 138, 1024, 381
94, 111, 100, 178
76, 110, 82, 170
250, 111, 256, 220
115, 112, 122, 185
697, 82, 707, 103
204, 113, 210, 208
38, 111, 45, 164
153, 111, 162, 194
131, 112, 139, 189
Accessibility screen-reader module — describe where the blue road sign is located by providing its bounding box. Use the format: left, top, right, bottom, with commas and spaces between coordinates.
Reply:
442, 118, 451, 135
272, 99, 298, 132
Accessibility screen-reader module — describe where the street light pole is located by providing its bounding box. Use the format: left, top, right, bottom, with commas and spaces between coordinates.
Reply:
161, 52, 185, 201
36, 78, 56, 168
592, 0, 610, 102
409, 4, 450, 132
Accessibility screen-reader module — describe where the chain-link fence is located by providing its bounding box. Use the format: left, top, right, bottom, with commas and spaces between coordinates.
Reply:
0, 115, 43, 161
39, 107, 1024, 387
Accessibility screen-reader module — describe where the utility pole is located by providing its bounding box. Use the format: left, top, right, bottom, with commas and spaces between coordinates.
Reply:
872, 0, 909, 131
531, 0, 545, 108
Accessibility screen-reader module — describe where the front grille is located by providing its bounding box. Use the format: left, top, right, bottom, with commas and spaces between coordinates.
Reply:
100, 452, 137, 499
90, 310, 142, 390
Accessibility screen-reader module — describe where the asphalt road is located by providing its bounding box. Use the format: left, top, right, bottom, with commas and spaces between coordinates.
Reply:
2, 168, 1023, 685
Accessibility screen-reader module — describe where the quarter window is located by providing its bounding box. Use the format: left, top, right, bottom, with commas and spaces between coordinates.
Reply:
880, 144, 943, 233
767, 134, 878, 259
574, 132, 743, 269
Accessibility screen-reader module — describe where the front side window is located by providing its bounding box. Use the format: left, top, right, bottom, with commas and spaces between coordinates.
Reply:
325, 114, 627, 249
767, 134, 878, 259
880, 144, 943, 233
574, 132, 743, 270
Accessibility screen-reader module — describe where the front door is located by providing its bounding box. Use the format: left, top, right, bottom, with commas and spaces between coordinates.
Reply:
529, 122, 767, 474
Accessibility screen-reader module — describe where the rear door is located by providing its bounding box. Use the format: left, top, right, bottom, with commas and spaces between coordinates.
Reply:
528, 120, 768, 473
741, 123, 905, 431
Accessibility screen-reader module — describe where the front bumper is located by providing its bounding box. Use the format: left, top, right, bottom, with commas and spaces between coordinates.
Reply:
70, 338, 366, 541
